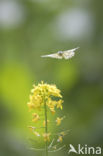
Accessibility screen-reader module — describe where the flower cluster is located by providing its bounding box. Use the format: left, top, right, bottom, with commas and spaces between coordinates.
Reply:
27, 81, 68, 152
27, 81, 63, 112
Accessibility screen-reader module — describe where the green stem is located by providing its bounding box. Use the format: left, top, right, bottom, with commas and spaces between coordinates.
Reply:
44, 99, 48, 156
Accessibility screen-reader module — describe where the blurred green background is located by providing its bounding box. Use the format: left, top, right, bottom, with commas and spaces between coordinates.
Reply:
0, 0, 103, 156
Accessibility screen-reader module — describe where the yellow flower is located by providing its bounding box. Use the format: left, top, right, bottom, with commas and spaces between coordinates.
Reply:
47, 98, 56, 109
27, 82, 66, 144
57, 136, 63, 142
56, 117, 63, 126
28, 94, 43, 110
47, 85, 62, 98
33, 131, 40, 137
27, 102, 35, 110
43, 120, 50, 127
56, 116, 65, 126
32, 113, 40, 122
27, 82, 62, 111
56, 100, 63, 110
50, 108, 55, 115
47, 99, 57, 114
42, 133, 51, 142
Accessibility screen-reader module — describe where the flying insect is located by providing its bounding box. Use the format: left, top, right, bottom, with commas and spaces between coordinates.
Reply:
41, 47, 79, 59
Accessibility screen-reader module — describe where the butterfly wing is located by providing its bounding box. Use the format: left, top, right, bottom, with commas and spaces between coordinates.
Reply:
41, 53, 62, 59
63, 47, 79, 59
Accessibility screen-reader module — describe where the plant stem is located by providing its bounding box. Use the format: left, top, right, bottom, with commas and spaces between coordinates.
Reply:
44, 99, 48, 156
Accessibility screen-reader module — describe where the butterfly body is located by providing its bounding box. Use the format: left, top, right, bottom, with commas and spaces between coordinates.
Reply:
41, 47, 79, 60
57, 51, 63, 56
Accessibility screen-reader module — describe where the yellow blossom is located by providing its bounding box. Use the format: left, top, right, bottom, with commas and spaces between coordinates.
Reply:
56, 116, 65, 126
43, 133, 51, 142
27, 82, 66, 146
27, 82, 62, 112
27, 102, 35, 110
50, 108, 55, 115
47, 98, 56, 110
47, 85, 62, 98
56, 100, 63, 110
28, 95, 43, 110
32, 113, 40, 122
43, 120, 50, 127
56, 117, 63, 126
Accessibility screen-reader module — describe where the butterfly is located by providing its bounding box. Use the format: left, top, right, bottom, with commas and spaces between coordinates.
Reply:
41, 47, 79, 60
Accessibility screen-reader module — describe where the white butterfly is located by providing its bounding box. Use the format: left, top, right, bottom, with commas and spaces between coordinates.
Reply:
41, 47, 79, 60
